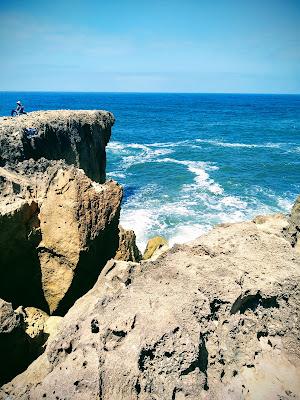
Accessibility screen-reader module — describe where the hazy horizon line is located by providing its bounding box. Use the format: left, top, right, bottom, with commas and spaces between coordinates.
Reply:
1, 90, 300, 96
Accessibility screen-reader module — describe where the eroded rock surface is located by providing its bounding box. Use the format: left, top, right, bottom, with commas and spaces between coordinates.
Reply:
115, 226, 142, 262
0, 111, 122, 315
0, 110, 114, 183
143, 236, 169, 260
284, 195, 300, 252
0, 300, 33, 386
2, 219, 299, 399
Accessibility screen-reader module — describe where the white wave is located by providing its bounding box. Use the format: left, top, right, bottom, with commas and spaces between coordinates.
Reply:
216, 196, 247, 209
107, 141, 128, 153
276, 197, 294, 211
195, 139, 281, 149
120, 145, 174, 169
107, 172, 126, 179
156, 157, 223, 195
120, 207, 166, 251
149, 140, 191, 148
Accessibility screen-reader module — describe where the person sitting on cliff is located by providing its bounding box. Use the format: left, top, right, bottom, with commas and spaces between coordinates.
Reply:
11, 101, 27, 116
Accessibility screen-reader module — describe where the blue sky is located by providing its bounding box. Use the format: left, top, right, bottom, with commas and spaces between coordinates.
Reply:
0, 0, 299, 93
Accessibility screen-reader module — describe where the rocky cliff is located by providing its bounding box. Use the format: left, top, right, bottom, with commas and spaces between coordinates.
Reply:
0, 110, 114, 183
1, 212, 300, 399
0, 110, 299, 399
0, 111, 122, 316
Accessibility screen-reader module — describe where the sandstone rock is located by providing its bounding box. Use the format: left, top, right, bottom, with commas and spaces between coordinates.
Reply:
22, 307, 49, 341
252, 213, 289, 236
114, 226, 142, 262
0, 110, 122, 316
0, 300, 32, 386
284, 195, 300, 252
44, 316, 62, 338
0, 161, 122, 315
3, 218, 299, 399
143, 236, 169, 260
0, 110, 114, 183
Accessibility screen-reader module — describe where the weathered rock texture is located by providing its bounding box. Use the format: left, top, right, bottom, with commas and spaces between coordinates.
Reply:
2, 216, 299, 399
115, 226, 142, 262
284, 195, 300, 252
0, 111, 122, 315
143, 235, 169, 260
0, 110, 114, 183
0, 300, 33, 386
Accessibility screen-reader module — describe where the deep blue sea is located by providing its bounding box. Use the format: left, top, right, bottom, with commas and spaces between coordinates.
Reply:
1, 92, 300, 250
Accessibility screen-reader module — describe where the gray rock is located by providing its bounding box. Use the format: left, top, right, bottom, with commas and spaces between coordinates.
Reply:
2, 219, 299, 399
0, 300, 32, 386
284, 195, 300, 252
0, 110, 114, 183
0, 111, 122, 315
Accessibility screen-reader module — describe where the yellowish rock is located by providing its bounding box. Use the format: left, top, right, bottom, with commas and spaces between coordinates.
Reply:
23, 307, 49, 339
115, 226, 142, 262
44, 316, 62, 338
143, 236, 169, 260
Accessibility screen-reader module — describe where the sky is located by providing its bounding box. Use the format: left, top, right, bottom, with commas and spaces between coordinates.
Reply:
0, 0, 299, 93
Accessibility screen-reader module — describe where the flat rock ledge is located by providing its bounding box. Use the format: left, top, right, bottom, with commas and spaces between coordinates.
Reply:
0, 110, 114, 183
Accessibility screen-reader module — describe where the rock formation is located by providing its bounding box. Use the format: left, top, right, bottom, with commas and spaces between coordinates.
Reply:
0, 110, 114, 183
115, 226, 142, 262
0, 300, 33, 386
1, 110, 300, 399
284, 195, 300, 252
143, 235, 169, 260
2, 214, 299, 399
0, 111, 122, 315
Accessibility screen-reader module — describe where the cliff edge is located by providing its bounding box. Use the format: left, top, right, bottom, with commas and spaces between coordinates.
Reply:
0, 110, 114, 183
0, 111, 122, 318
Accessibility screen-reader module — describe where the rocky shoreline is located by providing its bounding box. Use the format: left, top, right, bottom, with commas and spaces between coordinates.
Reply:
0, 111, 299, 399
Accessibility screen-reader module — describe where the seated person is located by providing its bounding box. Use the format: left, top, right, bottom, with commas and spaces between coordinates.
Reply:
11, 101, 27, 116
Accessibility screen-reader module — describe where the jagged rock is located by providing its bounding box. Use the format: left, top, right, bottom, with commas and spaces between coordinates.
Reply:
0, 300, 32, 386
252, 213, 289, 236
284, 195, 300, 252
2, 217, 299, 399
0, 111, 122, 316
0, 110, 114, 183
115, 226, 142, 262
22, 307, 49, 340
143, 235, 169, 260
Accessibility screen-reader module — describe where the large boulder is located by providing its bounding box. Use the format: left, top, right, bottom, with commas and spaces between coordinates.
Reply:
2, 218, 299, 399
0, 111, 122, 315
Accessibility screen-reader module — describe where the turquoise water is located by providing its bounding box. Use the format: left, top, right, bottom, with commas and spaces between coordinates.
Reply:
1, 92, 300, 249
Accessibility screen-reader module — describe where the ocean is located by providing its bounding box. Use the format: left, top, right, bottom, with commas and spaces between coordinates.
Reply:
1, 92, 299, 250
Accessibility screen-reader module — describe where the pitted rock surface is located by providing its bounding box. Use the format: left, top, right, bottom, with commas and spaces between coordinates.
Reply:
0, 110, 114, 183
2, 220, 299, 399
0, 111, 122, 315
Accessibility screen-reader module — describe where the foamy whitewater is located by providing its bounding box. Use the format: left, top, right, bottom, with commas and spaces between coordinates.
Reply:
1, 92, 299, 250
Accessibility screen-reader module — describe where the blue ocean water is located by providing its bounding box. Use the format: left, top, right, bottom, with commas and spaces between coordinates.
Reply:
1, 92, 300, 250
